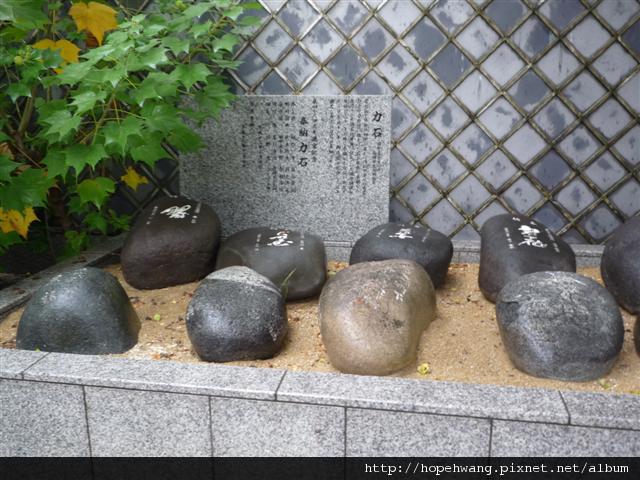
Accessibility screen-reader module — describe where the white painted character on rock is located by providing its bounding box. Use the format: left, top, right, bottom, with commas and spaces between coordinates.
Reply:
161, 205, 191, 219
517, 224, 547, 248
389, 228, 413, 240
267, 230, 293, 246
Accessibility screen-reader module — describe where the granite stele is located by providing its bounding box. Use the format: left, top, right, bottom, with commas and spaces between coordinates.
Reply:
180, 96, 391, 259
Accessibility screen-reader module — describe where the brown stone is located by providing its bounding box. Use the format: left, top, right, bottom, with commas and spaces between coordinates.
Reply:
319, 259, 436, 375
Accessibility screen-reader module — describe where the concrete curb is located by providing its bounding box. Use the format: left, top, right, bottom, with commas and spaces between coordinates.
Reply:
1, 350, 639, 457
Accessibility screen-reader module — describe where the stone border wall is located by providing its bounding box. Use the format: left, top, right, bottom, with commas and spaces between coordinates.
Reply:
1, 349, 639, 457
1, 240, 638, 457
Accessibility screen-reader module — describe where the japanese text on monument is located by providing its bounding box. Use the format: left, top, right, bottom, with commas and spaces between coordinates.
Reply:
238, 96, 386, 197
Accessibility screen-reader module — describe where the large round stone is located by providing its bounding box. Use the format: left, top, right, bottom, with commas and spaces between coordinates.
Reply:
320, 259, 436, 376
601, 216, 640, 314
16, 268, 140, 354
215, 227, 326, 300
121, 195, 221, 289
349, 223, 453, 288
186, 267, 288, 362
479, 214, 576, 302
496, 271, 624, 382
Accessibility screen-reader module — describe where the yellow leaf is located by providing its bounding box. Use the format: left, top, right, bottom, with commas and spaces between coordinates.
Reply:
34, 38, 80, 73
69, 1, 118, 46
417, 362, 431, 376
0, 207, 39, 239
120, 167, 148, 191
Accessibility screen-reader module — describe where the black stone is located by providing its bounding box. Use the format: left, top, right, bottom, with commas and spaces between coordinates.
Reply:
601, 215, 640, 314
121, 195, 221, 289
496, 271, 624, 382
16, 267, 140, 354
479, 214, 576, 302
349, 223, 453, 287
215, 227, 326, 300
186, 267, 288, 362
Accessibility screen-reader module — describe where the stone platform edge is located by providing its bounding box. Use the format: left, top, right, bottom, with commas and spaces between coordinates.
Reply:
1, 349, 639, 457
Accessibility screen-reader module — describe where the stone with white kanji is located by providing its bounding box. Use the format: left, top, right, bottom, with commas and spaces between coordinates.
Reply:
215, 227, 326, 300
349, 222, 453, 287
479, 214, 576, 302
121, 195, 221, 289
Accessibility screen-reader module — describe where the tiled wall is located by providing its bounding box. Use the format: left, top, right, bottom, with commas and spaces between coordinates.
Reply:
117, 0, 640, 244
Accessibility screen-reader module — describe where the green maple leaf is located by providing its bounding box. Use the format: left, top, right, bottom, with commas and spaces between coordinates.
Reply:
64, 144, 108, 176
129, 131, 167, 167
170, 63, 210, 90
55, 61, 95, 85
168, 125, 202, 153
136, 47, 168, 70
162, 37, 190, 55
41, 110, 81, 141
212, 33, 240, 54
182, 2, 213, 19
101, 117, 144, 156
42, 149, 68, 179
71, 90, 106, 115
84, 211, 108, 234
0, 167, 53, 210
142, 103, 182, 133
0, 154, 20, 182
131, 74, 176, 107
76, 177, 115, 209
84, 64, 127, 88
6, 83, 31, 102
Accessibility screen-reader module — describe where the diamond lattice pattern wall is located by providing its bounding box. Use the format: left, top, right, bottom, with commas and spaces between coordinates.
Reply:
120, 0, 640, 244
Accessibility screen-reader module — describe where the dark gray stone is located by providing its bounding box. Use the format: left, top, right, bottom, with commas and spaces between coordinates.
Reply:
121, 195, 221, 289
186, 267, 288, 362
601, 215, 640, 314
349, 223, 453, 287
496, 271, 624, 382
320, 259, 436, 376
16, 268, 139, 355
479, 214, 576, 302
215, 227, 326, 300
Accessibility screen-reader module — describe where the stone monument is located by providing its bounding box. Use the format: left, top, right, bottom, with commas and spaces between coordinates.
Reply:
180, 95, 392, 260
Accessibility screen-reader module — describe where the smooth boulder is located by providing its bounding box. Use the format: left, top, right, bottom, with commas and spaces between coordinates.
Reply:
496, 271, 624, 382
479, 214, 576, 302
601, 216, 640, 313
16, 267, 139, 354
186, 267, 288, 362
121, 195, 221, 289
320, 259, 435, 376
349, 222, 453, 287
215, 227, 326, 300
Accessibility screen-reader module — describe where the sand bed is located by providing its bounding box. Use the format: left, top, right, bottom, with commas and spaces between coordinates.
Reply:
1, 262, 638, 395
